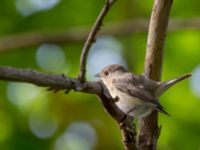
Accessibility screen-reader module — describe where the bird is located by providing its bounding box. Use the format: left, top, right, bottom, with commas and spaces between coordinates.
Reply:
95, 64, 191, 118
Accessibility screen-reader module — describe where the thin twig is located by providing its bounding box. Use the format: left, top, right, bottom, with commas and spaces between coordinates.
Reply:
78, 0, 116, 82
138, 0, 173, 150
1, 18, 200, 51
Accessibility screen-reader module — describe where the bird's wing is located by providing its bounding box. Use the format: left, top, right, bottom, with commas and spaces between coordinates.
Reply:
113, 73, 169, 115
113, 73, 156, 102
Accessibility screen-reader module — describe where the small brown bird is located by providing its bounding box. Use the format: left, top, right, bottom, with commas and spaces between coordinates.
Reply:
95, 64, 191, 118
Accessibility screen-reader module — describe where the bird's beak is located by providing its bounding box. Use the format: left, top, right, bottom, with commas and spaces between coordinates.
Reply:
94, 73, 101, 77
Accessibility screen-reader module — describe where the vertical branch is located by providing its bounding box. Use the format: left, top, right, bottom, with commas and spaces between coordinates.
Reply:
138, 0, 173, 150
78, 0, 116, 82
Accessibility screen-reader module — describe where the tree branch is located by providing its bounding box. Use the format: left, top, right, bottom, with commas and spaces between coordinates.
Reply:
0, 0, 175, 149
0, 66, 137, 150
138, 0, 173, 150
0, 1, 139, 149
0, 66, 99, 94
1, 18, 200, 52
78, 0, 116, 82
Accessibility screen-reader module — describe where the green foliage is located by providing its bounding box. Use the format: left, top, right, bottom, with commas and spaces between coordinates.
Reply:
0, 0, 199, 150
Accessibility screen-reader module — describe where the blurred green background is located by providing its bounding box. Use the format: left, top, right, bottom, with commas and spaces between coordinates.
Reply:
0, 0, 200, 150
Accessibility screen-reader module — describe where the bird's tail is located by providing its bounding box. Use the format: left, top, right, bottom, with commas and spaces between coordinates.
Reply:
155, 104, 170, 116
155, 73, 192, 98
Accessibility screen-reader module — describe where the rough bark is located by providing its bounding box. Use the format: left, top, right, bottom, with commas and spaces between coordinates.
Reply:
138, 0, 173, 150
0, 0, 175, 149
0, 0, 138, 149
0, 66, 137, 150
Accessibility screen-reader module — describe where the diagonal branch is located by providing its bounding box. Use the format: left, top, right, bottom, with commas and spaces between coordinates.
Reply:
78, 0, 116, 82
0, 66, 137, 150
138, 0, 173, 150
0, 1, 138, 149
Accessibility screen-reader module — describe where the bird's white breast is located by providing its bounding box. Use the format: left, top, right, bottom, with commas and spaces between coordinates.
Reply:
103, 79, 153, 118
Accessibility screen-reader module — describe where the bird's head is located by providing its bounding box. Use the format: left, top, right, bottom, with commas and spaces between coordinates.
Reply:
95, 64, 127, 82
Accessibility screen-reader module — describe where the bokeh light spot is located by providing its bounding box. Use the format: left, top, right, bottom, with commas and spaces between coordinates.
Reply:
7, 82, 40, 108
36, 44, 66, 72
88, 36, 127, 80
54, 121, 97, 150
29, 111, 58, 139
16, 0, 60, 16
190, 65, 200, 98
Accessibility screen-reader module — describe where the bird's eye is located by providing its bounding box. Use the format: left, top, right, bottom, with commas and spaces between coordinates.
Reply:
104, 71, 109, 76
